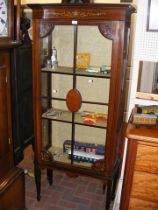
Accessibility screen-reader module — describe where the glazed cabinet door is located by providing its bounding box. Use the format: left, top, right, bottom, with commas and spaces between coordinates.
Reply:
0, 51, 13, 178
34, 21, 116, 175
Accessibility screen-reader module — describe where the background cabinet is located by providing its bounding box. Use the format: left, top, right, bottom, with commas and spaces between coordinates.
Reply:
120, 122, 158, 210
10, 7, 34, 165
0, 48, 25, 210
0, 51, 13, 178
0, 1, 25, 209
11, 42, 34, 165
29, 3, 135, 209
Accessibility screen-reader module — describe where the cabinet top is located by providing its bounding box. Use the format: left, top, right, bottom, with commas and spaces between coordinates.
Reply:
126, 123, 158, 144
28, 3, 136, 22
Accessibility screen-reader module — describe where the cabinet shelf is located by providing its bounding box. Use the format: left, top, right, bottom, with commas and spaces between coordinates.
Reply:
48, 146, 104, 169
42, 66, 111, 79
41, 96, 109, 106
42, 109, 107, 129
48, 147, 93, 168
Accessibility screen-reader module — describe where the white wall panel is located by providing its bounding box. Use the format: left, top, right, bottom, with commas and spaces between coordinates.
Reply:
128, 0, 158, 117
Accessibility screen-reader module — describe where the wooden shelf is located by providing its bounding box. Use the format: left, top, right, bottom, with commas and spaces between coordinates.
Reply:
48, 146, 101, 168
42, 66, 111, 78
42, 109, 107, 128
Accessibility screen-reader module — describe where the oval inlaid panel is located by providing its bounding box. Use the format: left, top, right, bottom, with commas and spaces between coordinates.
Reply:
66, 89, 82, 112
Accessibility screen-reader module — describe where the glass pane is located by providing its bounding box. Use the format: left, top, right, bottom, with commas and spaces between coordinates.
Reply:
48, 121, 72, 164
72, 125, 106, 168
40, 36, 49, 68
40, 24, 74, 162
52, 25, 74, 68
39, 23, 112, 170
76, 26, 112, 76
75, 103, 108, 128
76, 76, 110, 103
42, 119, 51, 148
73, 103, 107, 168
51, 74, 73, 99
73, 25, 112, 169
41, 25, 74, 72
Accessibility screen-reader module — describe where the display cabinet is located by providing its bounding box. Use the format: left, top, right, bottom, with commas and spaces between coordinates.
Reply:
28, 3, 135, 209
11, 10, 34, 165
11, 42, 34, 165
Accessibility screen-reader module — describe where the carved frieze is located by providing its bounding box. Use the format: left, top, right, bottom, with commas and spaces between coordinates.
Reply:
40, 150, 53, 162
44, 9, 108, 19
40, 23, 54, 38
98, 22, 115, 40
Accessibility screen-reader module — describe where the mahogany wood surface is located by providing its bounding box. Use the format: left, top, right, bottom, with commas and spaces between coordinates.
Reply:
0, 51, 13, 178
0, 168, 25, 210
15, 0, 21, 41
0, 50, 25, 210
66, 89, 82, 112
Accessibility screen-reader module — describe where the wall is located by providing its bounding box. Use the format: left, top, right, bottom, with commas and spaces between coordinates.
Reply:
95, 0, 138, 3
21, 0, 138, 5
22, 0, 62, 3
128, 0, 158, 112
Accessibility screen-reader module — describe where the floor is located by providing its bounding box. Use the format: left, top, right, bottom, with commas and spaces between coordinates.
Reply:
18, 145, 108, 210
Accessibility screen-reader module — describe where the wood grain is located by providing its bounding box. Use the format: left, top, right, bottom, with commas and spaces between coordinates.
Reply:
129, 198, 158, 210
131, 171, 158, 203
135, 144, 158, 174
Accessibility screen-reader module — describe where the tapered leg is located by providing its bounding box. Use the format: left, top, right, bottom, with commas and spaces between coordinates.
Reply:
34, 165, 41, 201
111, 170, 119, 200
102, 183, 106, 194
105, 181, 112, 210
47, 168, 53, 186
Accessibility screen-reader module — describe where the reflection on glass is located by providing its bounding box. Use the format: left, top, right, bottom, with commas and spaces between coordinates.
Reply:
137, 61, 158, 94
